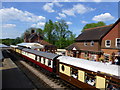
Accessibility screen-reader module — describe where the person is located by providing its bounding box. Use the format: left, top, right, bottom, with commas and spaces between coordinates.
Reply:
87, 78, 95, 86
112, 85, 118, 90
106, 60, 112, 65
114, 57, 118, 65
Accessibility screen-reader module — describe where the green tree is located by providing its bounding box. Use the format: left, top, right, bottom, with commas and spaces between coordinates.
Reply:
44, 20, 56, 44
82, 21, 106, 32
54, 20, 76, 48
11, 37, 23, 45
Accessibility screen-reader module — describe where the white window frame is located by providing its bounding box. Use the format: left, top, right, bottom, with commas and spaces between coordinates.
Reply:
84, 42, 87, 46
105, 40, 111, 47
90, 41, 94, 46
116, 38, 120, 48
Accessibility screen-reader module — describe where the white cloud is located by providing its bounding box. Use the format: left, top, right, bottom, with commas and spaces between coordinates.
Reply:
66, 21, 72, 25
62, 9, 75, 16
93, 0, 102, 2
62, 4, 95, 16
31, 22, 45, 28
43, 2, 63, 13
56, 16, 61, 19
43, 3, 55, 13
92, 13, 115, 21
53, 2, 63, 7
81, 21, 88, 24
0, 7, 46, 23
58, 13, 66, 18
2, 24, 16, 28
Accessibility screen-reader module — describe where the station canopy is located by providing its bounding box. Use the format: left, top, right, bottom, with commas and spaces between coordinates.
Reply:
0, 44, 9, 49
17, 43, 44, 49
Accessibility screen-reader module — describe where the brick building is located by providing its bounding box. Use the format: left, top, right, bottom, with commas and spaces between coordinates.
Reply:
66, 18, 120, 62
24, 30, 57, 53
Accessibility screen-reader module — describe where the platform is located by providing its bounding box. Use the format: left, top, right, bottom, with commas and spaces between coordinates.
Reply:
1, 57, 35, 89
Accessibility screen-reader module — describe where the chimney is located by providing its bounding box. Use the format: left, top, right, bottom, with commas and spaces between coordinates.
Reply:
37, 33, 40, 42
31, 29, 35, 34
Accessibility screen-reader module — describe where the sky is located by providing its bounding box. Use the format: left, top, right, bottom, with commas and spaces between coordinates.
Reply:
0, 1, 120, 39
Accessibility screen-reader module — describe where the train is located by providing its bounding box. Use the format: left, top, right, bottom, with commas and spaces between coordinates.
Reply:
10, 46, 120, 90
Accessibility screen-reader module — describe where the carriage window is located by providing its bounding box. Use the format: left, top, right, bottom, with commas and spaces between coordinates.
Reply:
48, 60, 51, 66
39, 57, 41, 62
71, 68, 78, 79
43, 58, 45, 64
106, 79, 120, 90
85, 73, 96, 86
61, 65, 65, 71
35, 56, 37, 60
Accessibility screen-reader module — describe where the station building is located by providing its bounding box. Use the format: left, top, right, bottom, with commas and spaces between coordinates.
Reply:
66, 18, 120, 62
23, 30, 57, 53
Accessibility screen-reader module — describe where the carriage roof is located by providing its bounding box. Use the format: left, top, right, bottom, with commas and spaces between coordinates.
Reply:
22, 48, 60, 60
58, 56, 120, 77
16, 47, 24, 50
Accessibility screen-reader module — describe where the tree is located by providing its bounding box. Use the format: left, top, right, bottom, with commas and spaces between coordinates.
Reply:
82, 21, 106, 32
54, 20, 76, 48
43, 20, 56, 44
11, 37, 23, 45
21, 20, 76, 49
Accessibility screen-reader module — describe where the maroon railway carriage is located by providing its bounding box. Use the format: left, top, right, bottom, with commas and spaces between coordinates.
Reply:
21, 48, 60, 73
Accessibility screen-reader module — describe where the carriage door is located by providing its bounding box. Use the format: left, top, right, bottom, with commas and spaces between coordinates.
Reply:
53, 59, 59, 74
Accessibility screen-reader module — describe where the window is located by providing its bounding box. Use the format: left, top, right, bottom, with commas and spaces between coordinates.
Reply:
35, 56, 37, 60
116, 38, 120, 47
91, 41, 94, 46
71, 68, 78, 79
48, 60, 51, 67
84, 52, 89, 57
84, 42, 87, 46
106, 79, 120, 89
39, 57, 41, 62
105, 40, 111, 47
85, 73, 96, 86
61, 65, 65, 71
43, 58, 45, 64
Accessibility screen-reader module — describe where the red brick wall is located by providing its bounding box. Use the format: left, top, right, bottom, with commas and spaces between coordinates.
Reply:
101, 22, 120, 49
78, 41, 100, 52
101, 49, 119, 55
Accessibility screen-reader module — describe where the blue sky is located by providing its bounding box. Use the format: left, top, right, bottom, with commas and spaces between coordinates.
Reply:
0, 1, 119, 39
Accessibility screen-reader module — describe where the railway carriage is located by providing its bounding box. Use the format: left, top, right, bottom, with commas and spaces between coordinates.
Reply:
21, 48, 60, 72
15, 47, 24, 56
11, 46, 120, 89
57, 56, 120, 89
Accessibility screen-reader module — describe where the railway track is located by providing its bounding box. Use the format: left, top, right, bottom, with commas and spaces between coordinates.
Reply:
7, 50, 80, 90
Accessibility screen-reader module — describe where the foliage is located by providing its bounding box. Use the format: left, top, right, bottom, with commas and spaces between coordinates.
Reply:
0, 37, 23, 45
43, 19, 76, 49
44, 20, 56, 44
82, 21, 106, 32
11, 37, 23, 45
2, 20, 75, 48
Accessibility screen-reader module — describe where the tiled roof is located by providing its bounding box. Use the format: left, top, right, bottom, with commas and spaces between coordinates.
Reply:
39, 40, 52, 45
66, 43, 81, 50
76, 18, 120, 41
76, 25, 112, 41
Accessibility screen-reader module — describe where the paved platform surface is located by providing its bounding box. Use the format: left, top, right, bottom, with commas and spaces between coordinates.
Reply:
1, 50, 35, 89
